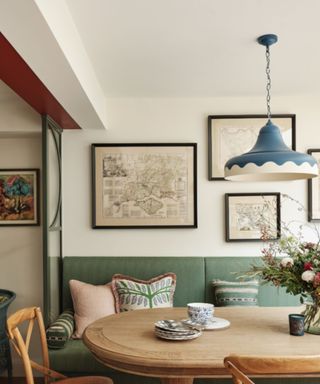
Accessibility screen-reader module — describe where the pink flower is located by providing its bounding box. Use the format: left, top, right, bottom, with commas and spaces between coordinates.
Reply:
304, 262, 313, 271
314, 273, 320, 287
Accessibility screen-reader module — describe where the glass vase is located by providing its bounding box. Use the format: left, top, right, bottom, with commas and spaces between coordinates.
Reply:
303, 299, 320, 335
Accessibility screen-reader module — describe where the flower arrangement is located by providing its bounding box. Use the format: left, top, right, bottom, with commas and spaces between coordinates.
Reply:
244, 195, 320, 332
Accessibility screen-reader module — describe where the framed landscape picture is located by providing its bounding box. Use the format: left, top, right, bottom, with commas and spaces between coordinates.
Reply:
225, 193, 280, 242
208, 114, 296, 180
0, 169, 40, 226
92, 143, 197, 228
308, 149, 320, 222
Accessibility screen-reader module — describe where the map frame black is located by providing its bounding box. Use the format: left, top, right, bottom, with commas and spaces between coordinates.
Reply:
208, 114, 296, 180
91, 143, 198, 229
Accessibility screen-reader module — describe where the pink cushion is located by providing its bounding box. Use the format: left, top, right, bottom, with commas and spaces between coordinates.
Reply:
69, 279, 116, 338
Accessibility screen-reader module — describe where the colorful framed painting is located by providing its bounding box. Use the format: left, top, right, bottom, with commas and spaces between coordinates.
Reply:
0, 169, 40, 226
208, 114, 296, 180
307, 149, 320, 222
225, 193, 280, 242
92, 143, 197, 228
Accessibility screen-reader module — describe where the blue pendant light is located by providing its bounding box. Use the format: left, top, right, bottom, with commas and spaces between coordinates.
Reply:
224, 34, 318, 181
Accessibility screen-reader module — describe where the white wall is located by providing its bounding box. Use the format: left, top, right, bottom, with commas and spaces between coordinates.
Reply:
0, 83, 42, 375
63, 95, 320, 257
0, 136, 42, 308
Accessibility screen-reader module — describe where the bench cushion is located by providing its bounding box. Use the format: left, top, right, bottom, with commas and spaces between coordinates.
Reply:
212, 280, 259, 306
112, 272, 176, 312
205, 257, 300, 306
46, 310, 74, 349
69, 280, 115, 338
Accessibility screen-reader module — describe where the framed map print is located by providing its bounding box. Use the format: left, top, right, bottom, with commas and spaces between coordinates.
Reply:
225, 193, 280, 242
208, 114, 296, 180
0, 169, 40, 226
92, 143, 197, 228
308, 149, 320, 221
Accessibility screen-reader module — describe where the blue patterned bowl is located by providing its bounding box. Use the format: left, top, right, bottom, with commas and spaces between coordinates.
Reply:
187, 302, 214, 324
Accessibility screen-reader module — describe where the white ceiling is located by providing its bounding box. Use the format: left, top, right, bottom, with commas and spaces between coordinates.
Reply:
65, 0, 320, 97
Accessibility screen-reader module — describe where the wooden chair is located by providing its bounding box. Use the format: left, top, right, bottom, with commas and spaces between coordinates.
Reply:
224, 354, 320, 384
7, 306, 113, 384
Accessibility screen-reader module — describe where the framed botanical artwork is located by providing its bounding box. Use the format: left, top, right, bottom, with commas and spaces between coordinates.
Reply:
0, 169, 40, 226
225, 193, 280, 242
208, 114, 296, 180
307, 149, 320, 221
92, 143, 197, 228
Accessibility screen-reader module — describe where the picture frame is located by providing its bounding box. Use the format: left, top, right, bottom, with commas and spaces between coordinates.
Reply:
307, 149, 320, 222
225, 193, 280, 242
208, 114, 296, 180
92, 143, 197, 228
0, 169, 40, 226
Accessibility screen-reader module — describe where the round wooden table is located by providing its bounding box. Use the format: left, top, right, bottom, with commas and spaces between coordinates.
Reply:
83, 306, 316, 384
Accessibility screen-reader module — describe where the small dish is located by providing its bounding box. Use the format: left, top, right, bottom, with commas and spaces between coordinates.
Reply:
155, 320, 192, 333
182, 317, 230, 331
155, 328, 202, 341
154, 326, 197, 337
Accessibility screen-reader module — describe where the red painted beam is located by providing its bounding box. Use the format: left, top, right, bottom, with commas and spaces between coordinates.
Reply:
0, 33, 81, 129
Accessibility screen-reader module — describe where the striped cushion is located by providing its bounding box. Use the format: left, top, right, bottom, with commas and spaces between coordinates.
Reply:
212, 280, 259, 306
46, 310, 74, 349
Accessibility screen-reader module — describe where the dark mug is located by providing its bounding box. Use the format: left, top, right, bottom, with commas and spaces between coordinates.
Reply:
289, 314, 305, 336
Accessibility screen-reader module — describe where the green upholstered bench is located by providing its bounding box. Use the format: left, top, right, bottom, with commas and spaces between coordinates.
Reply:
49, 256, 300, 384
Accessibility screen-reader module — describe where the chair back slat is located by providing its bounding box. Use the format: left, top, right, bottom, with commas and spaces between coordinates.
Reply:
7, 307, 36, 338
225, 361, 255, 384
7, 307, 66, 384
12, 327, 35, 384
34, 307, 50, 377
30, 359, 66, 380
25, 318, 34, 352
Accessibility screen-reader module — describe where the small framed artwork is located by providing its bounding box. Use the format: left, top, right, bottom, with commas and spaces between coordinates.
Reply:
92, 143, 197, 228
208, 114, 296, 180
0, 169, 40, 226
307, 149, 320, 221
225, 193, 280, 242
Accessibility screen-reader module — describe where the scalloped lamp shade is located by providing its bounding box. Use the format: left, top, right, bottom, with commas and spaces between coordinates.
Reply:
224, 120, 319, 181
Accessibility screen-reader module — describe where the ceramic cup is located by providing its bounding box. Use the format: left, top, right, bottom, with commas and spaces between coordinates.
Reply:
187, 302, 214, 324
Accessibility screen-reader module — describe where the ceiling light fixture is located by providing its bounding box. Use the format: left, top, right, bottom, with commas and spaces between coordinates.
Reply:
224, 34, 318, 181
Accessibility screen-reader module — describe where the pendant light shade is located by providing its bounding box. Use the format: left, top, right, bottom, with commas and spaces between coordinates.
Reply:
225, 120, 318, 181
224, 34, 319, 181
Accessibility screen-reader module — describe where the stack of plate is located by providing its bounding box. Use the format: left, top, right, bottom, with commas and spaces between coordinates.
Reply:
154, 320, 202, 341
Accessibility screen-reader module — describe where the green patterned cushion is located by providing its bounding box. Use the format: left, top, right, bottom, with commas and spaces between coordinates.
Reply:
46, 310, 74, 349
212, 280, 259, 307
112, 273, 176, 312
